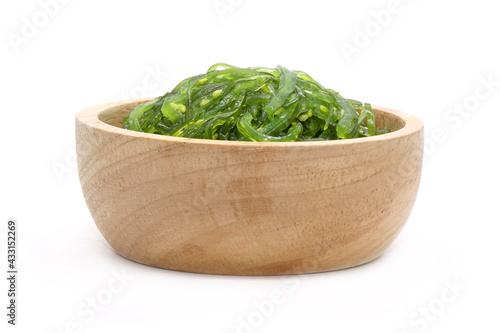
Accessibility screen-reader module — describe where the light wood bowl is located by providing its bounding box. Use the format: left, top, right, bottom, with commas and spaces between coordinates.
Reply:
76, 98, 423, 275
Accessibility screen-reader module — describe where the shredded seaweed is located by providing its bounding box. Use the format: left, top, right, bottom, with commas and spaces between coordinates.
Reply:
123, 63, 389, 141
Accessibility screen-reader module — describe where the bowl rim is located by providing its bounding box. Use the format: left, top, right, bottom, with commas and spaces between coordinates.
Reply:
76, 98, 423, 147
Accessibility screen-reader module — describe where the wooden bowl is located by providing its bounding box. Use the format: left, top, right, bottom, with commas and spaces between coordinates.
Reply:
76, 98, 423, 275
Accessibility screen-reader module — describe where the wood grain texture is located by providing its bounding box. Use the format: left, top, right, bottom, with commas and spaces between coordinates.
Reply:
76, 98, 424, 275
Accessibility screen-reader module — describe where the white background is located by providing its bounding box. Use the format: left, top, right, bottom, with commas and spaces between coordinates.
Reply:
1, 0, 499, 332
